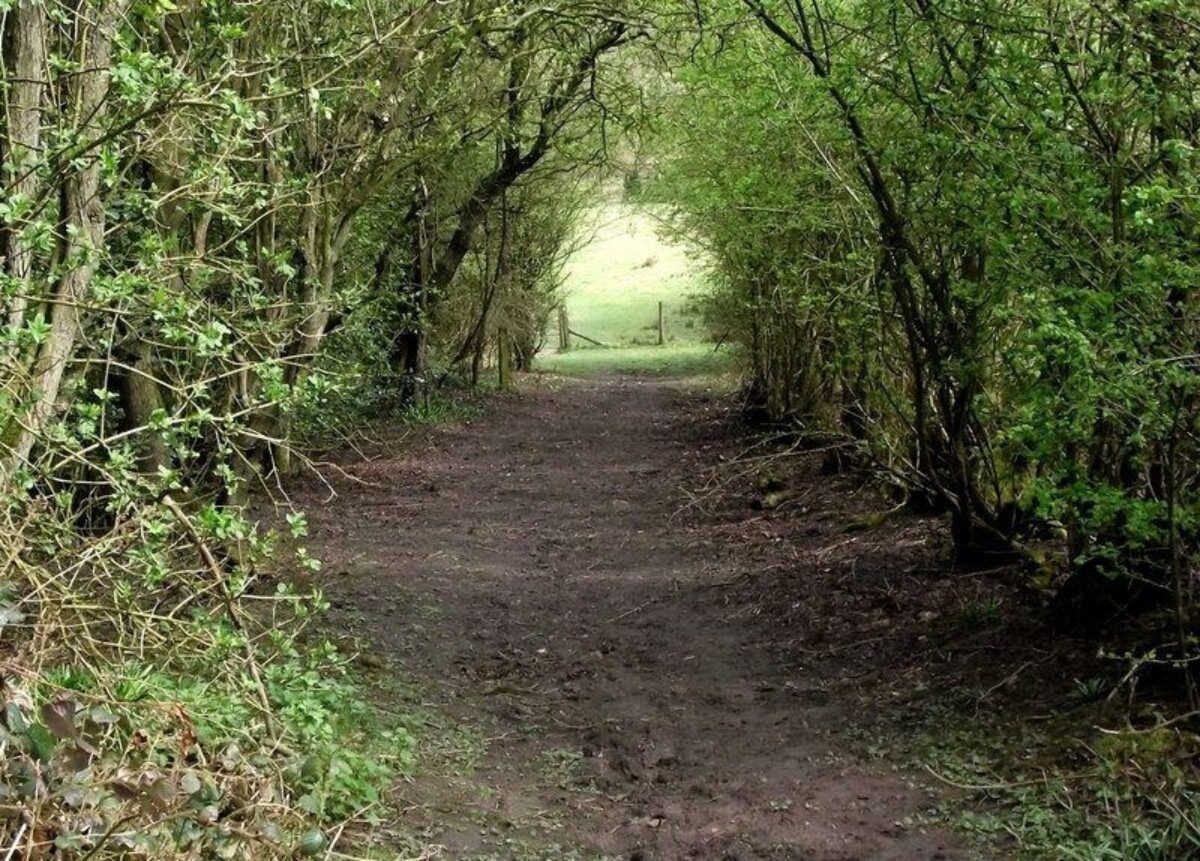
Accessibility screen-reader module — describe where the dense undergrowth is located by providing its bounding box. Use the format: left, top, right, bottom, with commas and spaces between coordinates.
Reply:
0, 494, 411, 857
892, 705, 1200, 859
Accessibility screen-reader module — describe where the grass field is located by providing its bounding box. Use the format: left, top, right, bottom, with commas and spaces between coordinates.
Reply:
536, 199, 734, 379
540, 342, 732, 377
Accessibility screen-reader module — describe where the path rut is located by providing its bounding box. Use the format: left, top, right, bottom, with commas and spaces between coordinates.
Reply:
292, 377, 969, 860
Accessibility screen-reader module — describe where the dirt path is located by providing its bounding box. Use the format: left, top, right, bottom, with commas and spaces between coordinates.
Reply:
292, 378, 969, 860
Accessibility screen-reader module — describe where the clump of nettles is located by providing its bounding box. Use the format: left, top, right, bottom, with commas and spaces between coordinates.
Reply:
0, 499, 410, 859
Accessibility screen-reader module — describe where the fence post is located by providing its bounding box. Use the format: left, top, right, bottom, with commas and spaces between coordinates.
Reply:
558, 306, 570, 352
657, 301, 665, 346
498, 326, 512, 389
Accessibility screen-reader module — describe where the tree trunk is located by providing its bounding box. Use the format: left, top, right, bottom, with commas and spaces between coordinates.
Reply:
2, 1, 130, 479
119, 344, 171, 474
392, 191, 432, 402
271, 203, 352, 474
0, 0, 46, 339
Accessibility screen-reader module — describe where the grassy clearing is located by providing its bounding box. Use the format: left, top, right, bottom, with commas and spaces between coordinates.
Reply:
560, 200, 708, 347
538, 342, 733, 378
538, 197, 734, 380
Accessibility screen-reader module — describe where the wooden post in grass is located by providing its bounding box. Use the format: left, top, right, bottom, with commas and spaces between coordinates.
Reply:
498, 326, 512, 389
657, 301, 666, 346
558, 306, 570, 351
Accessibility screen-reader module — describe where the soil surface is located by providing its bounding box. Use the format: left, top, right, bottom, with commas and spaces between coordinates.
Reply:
289, 377, 983, 860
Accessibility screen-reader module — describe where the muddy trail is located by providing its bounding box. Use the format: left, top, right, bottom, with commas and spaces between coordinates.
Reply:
290, 377, 975, 860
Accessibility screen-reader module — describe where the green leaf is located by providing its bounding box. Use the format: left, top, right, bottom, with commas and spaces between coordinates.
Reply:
26, 723, 57, 762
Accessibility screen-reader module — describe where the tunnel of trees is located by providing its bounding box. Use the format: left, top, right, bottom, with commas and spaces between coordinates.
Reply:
1, 0, 1199, 857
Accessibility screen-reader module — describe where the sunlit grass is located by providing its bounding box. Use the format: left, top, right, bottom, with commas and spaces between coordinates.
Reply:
559, 200, 710, 347
538, 197, 720, 378
537, 343, 736, 379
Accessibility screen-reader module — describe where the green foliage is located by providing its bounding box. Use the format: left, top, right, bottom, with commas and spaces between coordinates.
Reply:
653, 0, 1200, 588
267, 643, 415, 820
910, 719, 1200, 860
956, 596, 1004, 628
397, 393, 481, 427
649, 11, 1200, 846
0, 586, 406, 858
